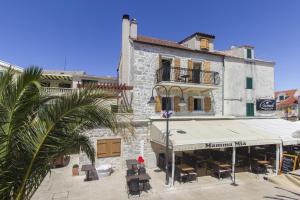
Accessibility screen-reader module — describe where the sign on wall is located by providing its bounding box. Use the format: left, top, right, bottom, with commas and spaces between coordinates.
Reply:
256, 99, 276, 111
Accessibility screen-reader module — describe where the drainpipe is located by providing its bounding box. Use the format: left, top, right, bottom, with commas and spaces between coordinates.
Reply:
222, 56, 225, 116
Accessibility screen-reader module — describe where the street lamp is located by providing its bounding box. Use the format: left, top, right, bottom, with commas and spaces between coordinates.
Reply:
148, 85, 186, 185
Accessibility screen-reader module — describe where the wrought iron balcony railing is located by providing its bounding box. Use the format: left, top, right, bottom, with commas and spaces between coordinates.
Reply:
156, 67, 220, 85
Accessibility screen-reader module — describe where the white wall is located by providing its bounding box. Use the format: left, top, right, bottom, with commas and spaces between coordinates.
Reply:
224, 57, 275, 117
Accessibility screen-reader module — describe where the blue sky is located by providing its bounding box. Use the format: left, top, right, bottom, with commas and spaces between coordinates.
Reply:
0, 0, 299, 90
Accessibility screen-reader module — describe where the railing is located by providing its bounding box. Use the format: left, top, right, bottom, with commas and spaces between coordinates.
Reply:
42, 87, 134, 113
156, 67, 220, 85
42, 87, 75, 96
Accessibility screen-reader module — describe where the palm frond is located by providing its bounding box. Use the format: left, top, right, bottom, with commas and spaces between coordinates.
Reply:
0, 67, 129, 200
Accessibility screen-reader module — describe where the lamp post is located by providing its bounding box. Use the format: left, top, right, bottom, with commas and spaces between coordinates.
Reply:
148, 85, 186, 186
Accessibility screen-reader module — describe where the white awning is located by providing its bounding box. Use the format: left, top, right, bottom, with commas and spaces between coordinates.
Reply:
239, 119, 300, 145
151, 120, 281, 151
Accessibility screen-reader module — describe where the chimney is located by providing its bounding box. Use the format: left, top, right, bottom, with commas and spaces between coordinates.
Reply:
120, 14, 130, 85
122, 14, 130, 49
130, 18, 137, 39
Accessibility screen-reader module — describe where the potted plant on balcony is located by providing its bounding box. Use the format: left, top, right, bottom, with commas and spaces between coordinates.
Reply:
72, 164, 79, 176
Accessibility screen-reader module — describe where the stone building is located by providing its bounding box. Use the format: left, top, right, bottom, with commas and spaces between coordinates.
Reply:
275, 89, 299, 119
87, 14, 277, 171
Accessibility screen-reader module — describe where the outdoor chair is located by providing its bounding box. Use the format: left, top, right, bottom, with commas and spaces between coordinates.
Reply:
175, 167, 189, 184
127, 178, 140, 197
127, 169, 136, 176
216, 168, 232, 180
188, 171, 198, 182
140, 179, 150, 191
251, 162, 267, 174
138, 167, 146, 175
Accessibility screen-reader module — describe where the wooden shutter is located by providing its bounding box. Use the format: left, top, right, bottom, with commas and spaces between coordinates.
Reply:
111, 139, 121, 157
157, 55, 163, 82
155, 96, 162, 112
246, 77, 253, 89
204, 97, 212, 112
203, 61, 211, 84
97, 139, 121, 158
200, 38, 209, 50
188, 96, 194, 112
174, 58, 181, 81
187, 60, 193, 82
174, 96, 180, 112
97, 140, 110, 158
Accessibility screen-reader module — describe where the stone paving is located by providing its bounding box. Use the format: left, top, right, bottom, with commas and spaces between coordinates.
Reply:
33, 155, 300, 200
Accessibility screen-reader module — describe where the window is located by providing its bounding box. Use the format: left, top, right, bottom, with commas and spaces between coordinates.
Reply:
58, 83, 72, 88
191, 62, 202, 83
279, 95, 284, 101
161, 97, 172, 111
246, 103, 254, 117
246, 77, 253, 89
194, 98, 203, 111
246, 49, 252, 59
82, 79, 98, 87
161, 59, 172, 81
97, 139, 121, 158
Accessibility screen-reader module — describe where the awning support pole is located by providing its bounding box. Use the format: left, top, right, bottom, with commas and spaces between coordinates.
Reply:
248, 146, 251, 171
171, 150, 175, 187
279, 143, 283, 163
231, 147, 236, 185
275, 144, 281, 175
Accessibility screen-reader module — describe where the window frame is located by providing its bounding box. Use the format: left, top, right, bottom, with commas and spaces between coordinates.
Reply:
193, 97, 204, 111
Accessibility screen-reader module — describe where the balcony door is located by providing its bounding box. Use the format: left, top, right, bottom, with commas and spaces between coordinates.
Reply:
162, 59, 171, 81
192, 62, 201, 83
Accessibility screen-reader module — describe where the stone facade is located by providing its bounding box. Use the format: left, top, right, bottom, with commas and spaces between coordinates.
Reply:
79, 122, 156, 169
131, 43, 224, 120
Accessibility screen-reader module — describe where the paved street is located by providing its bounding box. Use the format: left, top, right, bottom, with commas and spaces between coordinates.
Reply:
32, 155, 300, 200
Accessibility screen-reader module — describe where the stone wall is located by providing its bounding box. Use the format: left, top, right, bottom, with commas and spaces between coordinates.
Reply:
79, 122, 156, 170
130, 43, 224, 120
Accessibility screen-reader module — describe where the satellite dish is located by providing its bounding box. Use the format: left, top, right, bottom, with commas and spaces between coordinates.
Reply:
292, 130, 300, 138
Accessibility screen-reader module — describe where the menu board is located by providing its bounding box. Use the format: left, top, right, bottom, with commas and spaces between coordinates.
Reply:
280, 154, 298, 174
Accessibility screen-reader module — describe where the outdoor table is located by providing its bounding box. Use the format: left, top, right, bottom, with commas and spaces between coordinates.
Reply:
126, 159, 139, 169
126, 173, 151, 182
256, 160, 270, 165
81, 164, 94, 181
178, 164, 195, 172
213, 161, 231, 169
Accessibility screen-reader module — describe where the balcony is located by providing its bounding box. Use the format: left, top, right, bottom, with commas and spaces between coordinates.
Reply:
156, 67, 220, 88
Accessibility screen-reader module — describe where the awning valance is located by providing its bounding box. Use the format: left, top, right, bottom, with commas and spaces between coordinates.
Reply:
41, 74, 72, 81
151, 120, 281, 151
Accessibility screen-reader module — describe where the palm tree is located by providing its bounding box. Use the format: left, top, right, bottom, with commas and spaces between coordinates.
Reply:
0, 67, 122, 200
